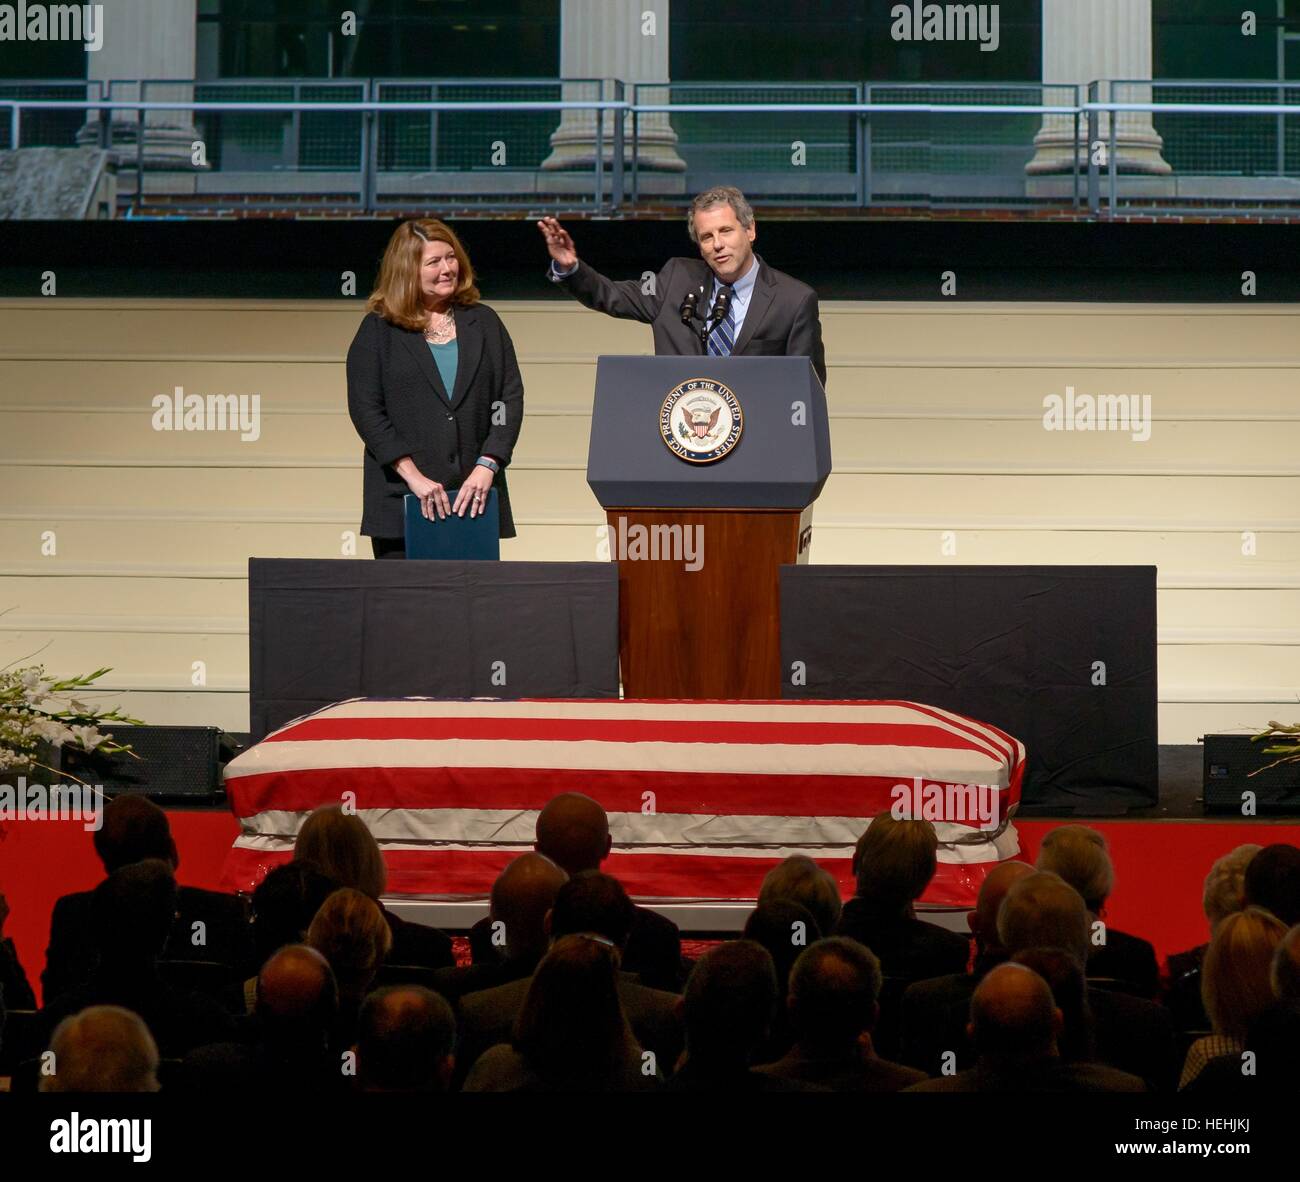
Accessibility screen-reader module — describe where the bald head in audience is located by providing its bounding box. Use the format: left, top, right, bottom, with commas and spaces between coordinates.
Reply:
489, 852, 568, 961
40, 1005, 161, 1093
355, 985, 456, 1092
535, 793, 612, 875
969, 860, 1035, 958
256, 944, 338, 1040
968, 963, 1062, 1071
996, 871, 1090, 965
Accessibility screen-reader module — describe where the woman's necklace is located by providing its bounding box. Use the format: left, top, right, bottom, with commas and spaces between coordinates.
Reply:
423, 306, 456, 344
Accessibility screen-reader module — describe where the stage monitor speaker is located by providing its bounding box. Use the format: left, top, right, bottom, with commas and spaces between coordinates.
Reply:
1202, 734, 1300, 817
59, 726, 246, 803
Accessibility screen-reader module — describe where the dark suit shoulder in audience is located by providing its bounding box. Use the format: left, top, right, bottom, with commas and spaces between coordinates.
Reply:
1088, 926, 1159, 998
1088, 985, 1177, 1092
381, 905, 455, 970
1, 936, 37, 1011
462, 1043, 661, 1092
756, 1046, 925, 1093
665, 1060, 829, 1092
835, 897, 970, 979
906, 1060, 1146, 1093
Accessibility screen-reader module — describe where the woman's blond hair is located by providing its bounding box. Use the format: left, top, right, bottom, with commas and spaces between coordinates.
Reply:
367, 218, 480, 330
1202, 905, 1288, 1039
307, 886, 393, 994
294, 804, 387, 900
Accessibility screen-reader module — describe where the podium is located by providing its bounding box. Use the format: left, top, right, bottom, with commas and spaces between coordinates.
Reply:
586, 355, 831, 699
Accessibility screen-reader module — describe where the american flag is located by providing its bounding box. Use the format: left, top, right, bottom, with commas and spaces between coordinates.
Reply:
220, 698, 1025, 909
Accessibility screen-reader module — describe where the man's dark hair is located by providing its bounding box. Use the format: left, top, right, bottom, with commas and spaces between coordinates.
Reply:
251, 860, 339, 964
1244, 844, 1300, 927
787, 937, 882, 1051
92, 795, 176, 875
549, 872, 635, 948
742, 900, 820, 993
91, 858, 177, 961
682, 940, 777, 1063
356, 985, 455, 1092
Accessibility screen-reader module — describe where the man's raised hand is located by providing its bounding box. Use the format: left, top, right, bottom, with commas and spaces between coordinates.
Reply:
537, 216, 578, 270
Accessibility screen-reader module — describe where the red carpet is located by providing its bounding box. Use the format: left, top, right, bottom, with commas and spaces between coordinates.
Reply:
3, 810, 1299, 1007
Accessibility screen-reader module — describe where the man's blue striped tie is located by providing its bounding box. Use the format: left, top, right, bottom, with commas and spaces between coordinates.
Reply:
707, 288, 736, 358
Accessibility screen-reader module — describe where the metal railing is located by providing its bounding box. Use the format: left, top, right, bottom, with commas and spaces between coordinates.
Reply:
6, 79, 1300, 217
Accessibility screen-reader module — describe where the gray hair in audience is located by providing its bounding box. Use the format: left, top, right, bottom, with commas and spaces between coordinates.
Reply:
996, 871, 1090, 965
1203, 844, 1262, 931
758, 855, 843, 937
1035, 825, 1114, 911
1270, 924, 1300, 1002
40, 1005, 160, 1093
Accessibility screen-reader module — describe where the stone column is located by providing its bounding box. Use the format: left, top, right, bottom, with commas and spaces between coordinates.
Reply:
79, 0, 199, 170
542, 0, 684, 172
1026, 0, 1170, 175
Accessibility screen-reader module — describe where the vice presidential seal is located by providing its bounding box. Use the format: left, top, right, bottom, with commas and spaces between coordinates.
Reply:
660, 378, 743, 463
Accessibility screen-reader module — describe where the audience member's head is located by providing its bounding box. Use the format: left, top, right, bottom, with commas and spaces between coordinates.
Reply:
757, 855, 843, 939
489, 852, 568, 963
255, 944, 338, 1048
786, 937, 883, 1055
250, 860, 340, 966
1271, 925, 1300, 1002
1203, 844, 1262, 935
513, 933, 637, 1080
1010, 947, 1092, 1062
92, 795, 178, 875
743, 900, 820, 993
1244, 844, 1300, 927
681, 940, 778, 1068
1202, 906, 1289, 1041
40, 1006, 160, 1093
306, 887, 392, 1003
1035, 825, 1113, 912
968, 860, 1035, 957
355, 985, 455, 1093
851, 814, 939, 912
996, 871, 1089, 965
293, 805, 386, 901
968, 963, 1061, 1072
549, 872, 635, 951
535, 792, 612, 875
91, 858, 177, 966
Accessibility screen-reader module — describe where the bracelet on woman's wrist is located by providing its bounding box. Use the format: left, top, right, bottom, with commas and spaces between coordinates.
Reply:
475, 456, 499, 474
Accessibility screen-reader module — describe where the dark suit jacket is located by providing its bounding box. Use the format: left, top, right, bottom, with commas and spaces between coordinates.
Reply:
553, 253, 827, 388
346, 305, 525, 539
905, 1059, 1147, 1094
468, 904, 684, 993
835, 898, 972, 980
42, 884, 252, 1006
454, 970, 683, 1087
380, 906, 455, 972
1088, 926, 1160, 998
756, 1046, 926, 1093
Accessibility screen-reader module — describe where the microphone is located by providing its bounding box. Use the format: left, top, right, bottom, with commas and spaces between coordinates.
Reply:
708, 285, 734, 326
679, 289, 699, 326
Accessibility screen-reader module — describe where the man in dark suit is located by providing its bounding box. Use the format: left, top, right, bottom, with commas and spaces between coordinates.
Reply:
432, 852, 567, 1005
905, 963, 1146, 1094
42, 795, 251, 1004
454, 873, 682, 1085
468, 792, 683, 992
538, 185, 826, 388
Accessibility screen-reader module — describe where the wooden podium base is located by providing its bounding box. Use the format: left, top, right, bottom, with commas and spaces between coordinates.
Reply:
607, 507, 813, 699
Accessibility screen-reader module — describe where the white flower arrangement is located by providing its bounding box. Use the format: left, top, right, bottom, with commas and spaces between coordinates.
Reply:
0, 664, 143, 777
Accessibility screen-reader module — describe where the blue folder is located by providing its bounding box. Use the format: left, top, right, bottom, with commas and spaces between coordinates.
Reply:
403, 489, 500, 560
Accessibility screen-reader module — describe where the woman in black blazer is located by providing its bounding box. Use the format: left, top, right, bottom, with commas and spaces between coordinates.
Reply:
347, 219, 524, 558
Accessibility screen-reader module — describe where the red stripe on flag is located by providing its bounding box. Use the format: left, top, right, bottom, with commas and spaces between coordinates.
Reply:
226, 765, 1010, 824
219, 844, 1012, 910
